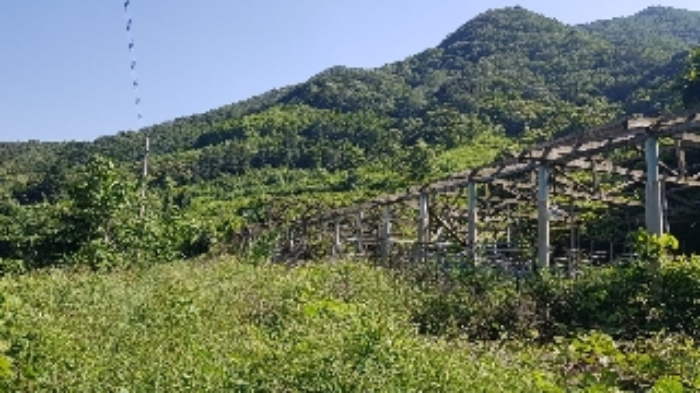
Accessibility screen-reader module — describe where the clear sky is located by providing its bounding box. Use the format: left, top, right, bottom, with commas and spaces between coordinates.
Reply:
1, 1, 699, 142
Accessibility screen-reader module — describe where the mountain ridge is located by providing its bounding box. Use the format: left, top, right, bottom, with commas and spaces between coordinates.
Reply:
2, 5, 699, 188
579, 5, 700, 52
5, 6, 700, 146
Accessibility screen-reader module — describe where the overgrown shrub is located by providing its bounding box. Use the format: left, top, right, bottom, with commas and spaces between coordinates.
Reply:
545, 331, 700, 391
546, 264, 657, 338
3, 259, 700, 391
413, 268, 541, 340
549, 257, 700, 339
0, 155, 228, 273
0, 260, 556, 391
412, 254, 700, 341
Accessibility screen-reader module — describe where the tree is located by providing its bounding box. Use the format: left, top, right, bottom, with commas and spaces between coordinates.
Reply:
681, 48, 700, 109
404, 139, 437, 182
55, 155, 133, 266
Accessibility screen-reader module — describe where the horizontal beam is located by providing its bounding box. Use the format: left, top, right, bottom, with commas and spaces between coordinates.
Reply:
286, 112, 700, 229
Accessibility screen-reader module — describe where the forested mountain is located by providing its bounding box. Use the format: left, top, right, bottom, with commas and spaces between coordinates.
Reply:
581, 6, 700, 53
1, 6, 699, 268
6, 6, 699, 168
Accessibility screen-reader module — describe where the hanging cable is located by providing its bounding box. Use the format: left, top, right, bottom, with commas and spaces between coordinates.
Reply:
124, 0, 143, 125
123, 0, 149, 218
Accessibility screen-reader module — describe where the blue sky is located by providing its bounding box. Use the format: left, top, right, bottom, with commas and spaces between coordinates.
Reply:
1, 1, 699, 142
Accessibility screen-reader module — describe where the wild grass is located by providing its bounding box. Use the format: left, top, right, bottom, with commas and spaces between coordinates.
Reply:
0, 259, 552, 391
1, 258, 699, 391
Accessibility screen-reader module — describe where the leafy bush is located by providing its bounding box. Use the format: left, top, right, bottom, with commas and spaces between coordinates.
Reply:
546, 264, 657, 338
412, 268, 541, 340
630, 229, 679, 268
3, 258, 700, 390
656, 256, 700, 336
544, 331, 700, 391
411, 252, 700, 341
0, 260, 560, 391
548, 256, 700, 339
0, 155, 230, 272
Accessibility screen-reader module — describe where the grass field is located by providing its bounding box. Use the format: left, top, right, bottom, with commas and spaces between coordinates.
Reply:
1, 258, 698, 391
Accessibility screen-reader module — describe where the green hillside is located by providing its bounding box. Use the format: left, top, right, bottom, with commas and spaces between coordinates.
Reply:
581, 6, 700, 54
1, 6, 699, 268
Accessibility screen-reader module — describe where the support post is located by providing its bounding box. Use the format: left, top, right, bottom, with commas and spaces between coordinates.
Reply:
506, 207, 512, 246
675, 137, 687, 179
590, 160, 600, 197
467, 183, 479, 265
568, 202, 575, 278
139, 137, 150, 219
537, 166, 550, 271
381, 206, 392, 259
355, 212, 365, 257
332, 218, 341, 260
645, 137, 663, 235
662, 179, 669, 233
288, 227, 295, 252
301, 224, 309, 258
418, 193, 430, 262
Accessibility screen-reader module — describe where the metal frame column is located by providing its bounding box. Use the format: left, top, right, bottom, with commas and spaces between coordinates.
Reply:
381, 205, 392, 259
355, 212, 365, 257
418, 192, 430, 262
467, 183, 479, 265
537, 166, 550, 270
645, 137, 663, 235
288, 227, 295, 256
332, 218, 341, 260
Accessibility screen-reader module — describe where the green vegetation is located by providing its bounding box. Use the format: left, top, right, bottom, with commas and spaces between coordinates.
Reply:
2, 258, 700, 391
0, 155, 217, 272
2, 6, 700, 391
581, 6, 700, 54
682, 48, 700, 108
3, 7, 700, 268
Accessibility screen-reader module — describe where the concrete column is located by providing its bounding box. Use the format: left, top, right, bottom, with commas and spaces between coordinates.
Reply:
332, 219, 341, 260
467, 183, 479, 265
537, 166, 550, 270
645, 137, 663, 235
381, 206, 392, 259
662, 180, 669, 233
355, 212, 365, 257
288, 227, 295, 250
506, 206, 512, 246
301, 224, 309, 257
418, 193, 430, 262
675, 137, 687, 178
568, 202, 575, 278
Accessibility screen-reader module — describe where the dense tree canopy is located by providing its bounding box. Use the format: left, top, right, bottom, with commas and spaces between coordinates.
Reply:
682, 48, 700, 108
